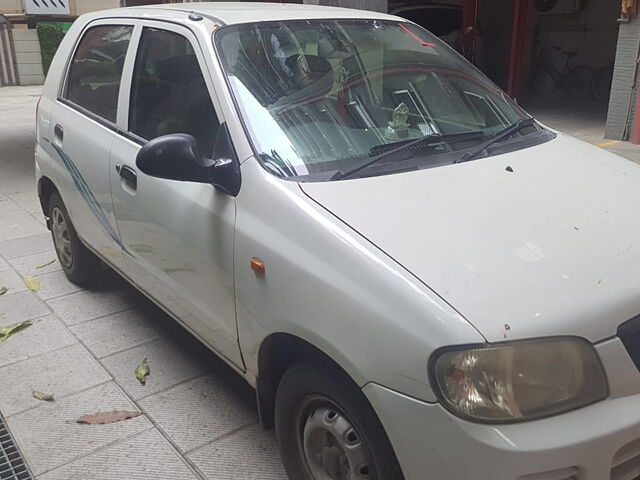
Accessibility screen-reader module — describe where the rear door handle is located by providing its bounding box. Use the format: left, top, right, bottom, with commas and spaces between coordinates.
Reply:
119, 164, 137, 188
54, 124, 64, 142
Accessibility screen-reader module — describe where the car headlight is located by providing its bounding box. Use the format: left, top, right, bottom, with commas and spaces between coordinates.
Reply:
429, 337, 608, 423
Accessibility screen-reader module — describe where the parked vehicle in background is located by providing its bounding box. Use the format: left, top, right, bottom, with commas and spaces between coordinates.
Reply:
36, 3, 640, 479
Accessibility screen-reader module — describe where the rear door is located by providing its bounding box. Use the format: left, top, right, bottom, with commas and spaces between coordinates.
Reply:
50, 21, 136, 271
110, 22, 243, 368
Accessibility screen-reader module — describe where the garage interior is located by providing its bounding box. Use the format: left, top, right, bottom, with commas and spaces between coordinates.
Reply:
386, 0, 622, 145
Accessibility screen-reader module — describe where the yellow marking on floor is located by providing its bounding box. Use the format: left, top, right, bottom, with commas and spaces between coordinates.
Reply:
596, 140, 620, 148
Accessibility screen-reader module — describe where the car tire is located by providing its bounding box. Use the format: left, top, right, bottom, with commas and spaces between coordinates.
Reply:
275, 361, 404, 480
48, 192, 101, 287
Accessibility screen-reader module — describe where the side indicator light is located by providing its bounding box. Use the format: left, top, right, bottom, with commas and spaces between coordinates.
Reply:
250, 258, 266, 275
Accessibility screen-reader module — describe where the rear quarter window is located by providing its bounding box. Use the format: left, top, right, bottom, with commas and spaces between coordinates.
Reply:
64, 25, 133, 123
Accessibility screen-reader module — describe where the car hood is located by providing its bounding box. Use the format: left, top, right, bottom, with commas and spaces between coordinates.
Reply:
300, 135, 640, 343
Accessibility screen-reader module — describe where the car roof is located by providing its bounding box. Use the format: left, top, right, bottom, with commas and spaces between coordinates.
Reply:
112, 2, 399, 26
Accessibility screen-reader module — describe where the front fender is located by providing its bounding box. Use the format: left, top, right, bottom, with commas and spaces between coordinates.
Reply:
234, 158, 484, 402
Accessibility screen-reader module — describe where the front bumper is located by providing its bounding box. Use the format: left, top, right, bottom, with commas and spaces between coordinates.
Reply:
364, 338, 640, 480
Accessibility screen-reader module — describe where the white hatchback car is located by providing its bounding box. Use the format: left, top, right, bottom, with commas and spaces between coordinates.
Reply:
35, 3, 640, 479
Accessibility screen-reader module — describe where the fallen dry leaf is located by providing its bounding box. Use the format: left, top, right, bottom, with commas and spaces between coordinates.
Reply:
0, 286, 7, 296
135, 357, 150, 385
24, 275, 40, 292
35, 259, 56, 269
32, 390, 55, 402
77, 410, 142, 425
0, 321, 33, 342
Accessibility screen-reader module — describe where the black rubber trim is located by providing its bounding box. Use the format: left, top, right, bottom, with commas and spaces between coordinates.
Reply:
618, 315, 640, 371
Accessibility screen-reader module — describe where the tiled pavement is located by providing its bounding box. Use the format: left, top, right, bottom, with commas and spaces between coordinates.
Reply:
0, 86, 286, 479
2, 85, 640, 480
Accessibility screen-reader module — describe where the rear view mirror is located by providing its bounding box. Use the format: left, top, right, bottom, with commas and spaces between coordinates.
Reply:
136, 124, 241, 196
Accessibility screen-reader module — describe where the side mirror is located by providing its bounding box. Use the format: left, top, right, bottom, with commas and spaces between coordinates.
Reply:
136, 124, 241, 196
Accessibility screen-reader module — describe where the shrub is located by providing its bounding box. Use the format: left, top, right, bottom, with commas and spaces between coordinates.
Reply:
37, 23, 68, 76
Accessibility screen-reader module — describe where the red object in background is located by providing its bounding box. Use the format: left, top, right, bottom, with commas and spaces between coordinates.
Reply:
507, 0, 529, 98
398, 24, 436, 47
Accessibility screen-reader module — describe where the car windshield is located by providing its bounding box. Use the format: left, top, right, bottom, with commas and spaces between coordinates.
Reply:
215, 19, 535, 181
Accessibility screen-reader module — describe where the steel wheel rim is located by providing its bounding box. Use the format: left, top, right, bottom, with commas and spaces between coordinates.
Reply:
297, 395, 375, 480
51, 207, 73, 269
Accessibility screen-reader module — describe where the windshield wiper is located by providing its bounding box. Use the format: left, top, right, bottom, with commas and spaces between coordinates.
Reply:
454, 117, 537, 164
331, 130, 484, 181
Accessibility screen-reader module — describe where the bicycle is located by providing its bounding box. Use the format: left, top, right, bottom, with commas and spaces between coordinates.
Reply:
530, 45, 594, 98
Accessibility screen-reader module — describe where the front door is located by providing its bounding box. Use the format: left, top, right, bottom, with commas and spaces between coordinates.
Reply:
110, 23, 243, 368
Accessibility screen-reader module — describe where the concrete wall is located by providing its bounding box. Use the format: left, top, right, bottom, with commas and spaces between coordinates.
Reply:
68, 0, 119, 16
12, 28, 43, 85
534, 0, 619, 70
0, 0, 22, 15
606, 16, 640, 140
0, 0, 119, 15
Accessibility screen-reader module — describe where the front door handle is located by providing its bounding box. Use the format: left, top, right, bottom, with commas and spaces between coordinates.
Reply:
119, 164, 137, 188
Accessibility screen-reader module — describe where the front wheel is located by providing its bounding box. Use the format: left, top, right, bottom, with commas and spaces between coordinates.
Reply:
275, 362, 404, 480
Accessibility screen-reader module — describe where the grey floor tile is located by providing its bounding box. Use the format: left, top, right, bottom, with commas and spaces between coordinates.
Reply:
47, 289, 140, 326
0, 256, 9, 271
7, 382, 151, 476
0, 233, 53, 259
0, 219, 47, 242
7, 190, 38, 205
38, 428, 199, 480
140, 374, 257, 453
8, 250, 60, 276
0, 197, 23, 214
0, 315, 76, 368
0, 289, 49, 324
70, 307, 165, 358
0, 343, 111, 416
188, 424, 286, 480
2, 208, 34, 226
101, 337, 207, 401
0, 219, 48, 241
0, 268, 28, 295
21, 200, 43, 214
35, 270, 82, 300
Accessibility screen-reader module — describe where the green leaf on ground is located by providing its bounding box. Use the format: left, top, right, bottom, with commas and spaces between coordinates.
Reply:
24, 275, 40, 292
0, 321, 33, 342
77, 411, 142, 425
32, 390, 55, 402
135, 357, 150, 385
0, 287, 7, 296
35, 259, 56, 269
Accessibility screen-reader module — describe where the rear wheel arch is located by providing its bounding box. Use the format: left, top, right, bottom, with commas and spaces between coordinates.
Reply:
38, 176, 59, 218
256, 332, 363, 428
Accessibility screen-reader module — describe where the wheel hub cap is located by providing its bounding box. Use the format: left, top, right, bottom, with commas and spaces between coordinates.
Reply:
302, 406, 373, 480
51, 207, 73, 269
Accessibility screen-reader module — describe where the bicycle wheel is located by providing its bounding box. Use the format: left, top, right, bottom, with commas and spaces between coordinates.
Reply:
592, 66, 614, 102
564, 65, 594, 98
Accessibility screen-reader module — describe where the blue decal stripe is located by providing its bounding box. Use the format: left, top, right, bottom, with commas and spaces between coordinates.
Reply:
52, 143, 123, 247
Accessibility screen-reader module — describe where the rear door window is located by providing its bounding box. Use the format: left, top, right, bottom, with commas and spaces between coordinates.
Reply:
64, 25, 133, 123
128, 27, 220, 156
